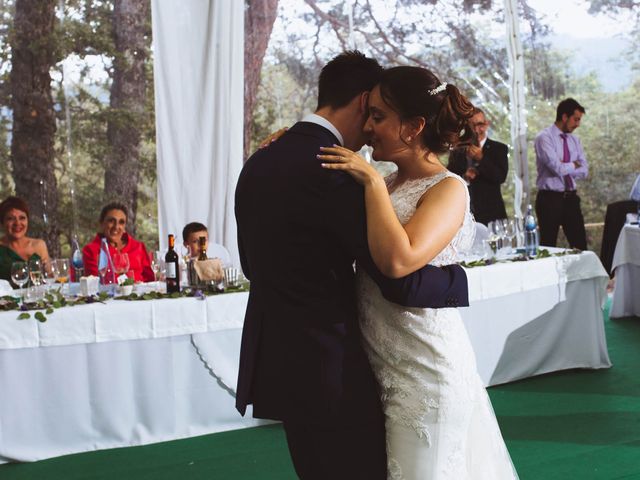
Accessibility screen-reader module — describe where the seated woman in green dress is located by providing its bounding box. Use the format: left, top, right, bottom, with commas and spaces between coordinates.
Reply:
0, 196, 50, 285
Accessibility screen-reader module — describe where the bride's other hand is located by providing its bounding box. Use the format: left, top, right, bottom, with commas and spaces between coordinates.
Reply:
318, 145, 383, 187
258, 127, 288, 148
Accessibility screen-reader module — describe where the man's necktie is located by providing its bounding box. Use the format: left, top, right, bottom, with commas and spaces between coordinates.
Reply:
560, 133, 575, 191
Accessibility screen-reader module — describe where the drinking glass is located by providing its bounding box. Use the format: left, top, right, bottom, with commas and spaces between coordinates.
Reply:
150, 251, 165, 282
98, 259, 109, 283
513, 217, 525, 248
42, 259, 58, 291
486, 221, 502, 255
72, 248, 84, 279
55, 259, 70, 284
502, 219, 517, 255
11, 261, 29, 300
112, 252, 130, 278
55, 259, 70, 294
224, 267, 239, 288
28, 258, 43, 286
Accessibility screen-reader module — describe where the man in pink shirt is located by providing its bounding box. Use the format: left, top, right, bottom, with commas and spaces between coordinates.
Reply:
534, 98, 588, 250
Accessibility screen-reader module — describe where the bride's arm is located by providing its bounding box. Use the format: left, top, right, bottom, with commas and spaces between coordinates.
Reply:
319, 145, 466, 279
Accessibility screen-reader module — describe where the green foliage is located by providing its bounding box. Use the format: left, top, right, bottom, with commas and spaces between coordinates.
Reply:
113, 285, 249, 302
0, 0, 157, 256
458, 248, 583, 268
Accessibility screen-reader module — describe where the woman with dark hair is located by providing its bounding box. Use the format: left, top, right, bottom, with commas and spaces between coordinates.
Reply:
319, 67, 518, 478
0, 196, 50, 284
82, 202, 154, 282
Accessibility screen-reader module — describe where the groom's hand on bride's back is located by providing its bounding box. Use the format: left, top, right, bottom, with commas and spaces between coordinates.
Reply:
258, 127, 288, 149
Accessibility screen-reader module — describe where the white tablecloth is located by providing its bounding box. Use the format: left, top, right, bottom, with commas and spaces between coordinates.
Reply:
462, 250, 611, 385
0, 251, 611, 463
611, 224, 640, 318
0, 292, 267, 464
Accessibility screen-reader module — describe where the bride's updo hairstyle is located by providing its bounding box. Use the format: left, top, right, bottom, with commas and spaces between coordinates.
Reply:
378, 66, 475, 154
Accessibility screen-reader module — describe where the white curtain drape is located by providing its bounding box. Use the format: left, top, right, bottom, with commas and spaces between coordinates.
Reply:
152, 0, 243, 265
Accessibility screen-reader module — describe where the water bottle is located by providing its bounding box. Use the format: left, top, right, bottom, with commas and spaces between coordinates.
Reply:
524, 204, 539, 258
98, 237, 116, 287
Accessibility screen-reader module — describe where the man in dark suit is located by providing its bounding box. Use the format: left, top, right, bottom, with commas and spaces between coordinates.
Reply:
448, 108, 508, 225
235, 51, 468, 480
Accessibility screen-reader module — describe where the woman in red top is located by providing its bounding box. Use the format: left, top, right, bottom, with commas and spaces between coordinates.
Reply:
82, 202, 155, 283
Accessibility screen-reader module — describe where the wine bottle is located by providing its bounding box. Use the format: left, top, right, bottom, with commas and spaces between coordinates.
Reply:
197, 236, 208, 261
165, 234, 180, 293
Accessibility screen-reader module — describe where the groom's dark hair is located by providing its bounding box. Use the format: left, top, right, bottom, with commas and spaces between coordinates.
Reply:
316, 51, 382, 110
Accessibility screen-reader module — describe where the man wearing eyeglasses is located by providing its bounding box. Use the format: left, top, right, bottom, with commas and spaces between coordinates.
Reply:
447, 107, 508, 225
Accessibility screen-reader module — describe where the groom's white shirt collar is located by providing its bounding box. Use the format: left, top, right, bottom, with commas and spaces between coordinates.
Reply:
302, 113, 344, 146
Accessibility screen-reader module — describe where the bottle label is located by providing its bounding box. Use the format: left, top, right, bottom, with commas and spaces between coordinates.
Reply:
166, 263, 176, 278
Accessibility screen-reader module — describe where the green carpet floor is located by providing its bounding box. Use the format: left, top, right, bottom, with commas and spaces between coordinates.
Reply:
2, 301, 639, 480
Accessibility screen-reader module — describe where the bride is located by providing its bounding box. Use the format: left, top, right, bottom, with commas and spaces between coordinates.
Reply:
318, 66, 518, 480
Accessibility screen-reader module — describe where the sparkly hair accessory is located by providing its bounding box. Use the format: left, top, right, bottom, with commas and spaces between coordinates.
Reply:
428, 82, 447, 96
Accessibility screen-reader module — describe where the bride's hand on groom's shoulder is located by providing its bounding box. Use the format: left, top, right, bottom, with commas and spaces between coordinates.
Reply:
258, 127, 288, 149
318, 145, 383, 188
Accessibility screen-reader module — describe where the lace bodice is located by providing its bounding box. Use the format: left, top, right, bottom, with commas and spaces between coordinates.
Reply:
385, 170, 475, 266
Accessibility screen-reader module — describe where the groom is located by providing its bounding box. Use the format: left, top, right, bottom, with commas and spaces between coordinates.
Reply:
235, 51, 468, 479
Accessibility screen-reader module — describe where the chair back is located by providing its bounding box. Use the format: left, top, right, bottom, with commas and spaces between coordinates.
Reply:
600, 200, 637, 276
472, 222, 489, 253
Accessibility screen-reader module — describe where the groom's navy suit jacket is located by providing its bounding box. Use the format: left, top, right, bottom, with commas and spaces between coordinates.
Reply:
235, 121, 469, 425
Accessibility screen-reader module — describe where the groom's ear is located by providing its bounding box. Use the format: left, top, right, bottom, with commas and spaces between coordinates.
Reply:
359, 91, 369, 114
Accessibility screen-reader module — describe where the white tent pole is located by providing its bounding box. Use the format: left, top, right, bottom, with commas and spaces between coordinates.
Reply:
504, 0, 528, 217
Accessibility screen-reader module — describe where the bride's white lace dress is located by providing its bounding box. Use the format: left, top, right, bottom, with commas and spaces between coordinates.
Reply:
357, 171, 518, 480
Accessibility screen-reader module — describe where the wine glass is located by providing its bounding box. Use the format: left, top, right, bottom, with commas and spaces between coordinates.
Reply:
486, 221, 502, 255
55, 259, 70, 294
28, 258, 43, 286
72, 248, 84, 279
42, 259, 58, 291
112, 252, 130, 279
55, 259, 70, 283
150, 251, 164, 282
503, 218, 518, 254
11, 261, 29, 300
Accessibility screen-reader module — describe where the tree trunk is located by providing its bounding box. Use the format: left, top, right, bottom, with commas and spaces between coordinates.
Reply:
10, 0, 59, 256
104, 0, 149, 236
244, 0, 279, 160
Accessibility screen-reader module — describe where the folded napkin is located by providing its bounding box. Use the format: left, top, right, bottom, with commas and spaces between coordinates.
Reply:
193, 258, 224, 282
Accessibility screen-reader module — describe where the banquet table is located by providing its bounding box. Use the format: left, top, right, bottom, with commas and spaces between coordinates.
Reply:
461, 249, 611, 385
610, 223, 640, 318
0, 290, 266, 464
0, 249, 611, 463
